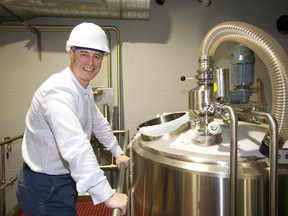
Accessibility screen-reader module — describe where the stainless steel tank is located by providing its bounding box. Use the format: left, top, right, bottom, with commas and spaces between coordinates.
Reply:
131, 112, 288, 216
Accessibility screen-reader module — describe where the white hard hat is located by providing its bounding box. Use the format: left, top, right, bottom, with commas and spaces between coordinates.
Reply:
66, 22, 110, 54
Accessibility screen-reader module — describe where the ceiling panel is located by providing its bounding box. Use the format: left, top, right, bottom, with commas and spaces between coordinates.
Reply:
0, 0, 151, 23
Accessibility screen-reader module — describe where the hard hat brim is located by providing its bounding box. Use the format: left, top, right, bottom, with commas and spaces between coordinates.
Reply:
71, 46, 105, 54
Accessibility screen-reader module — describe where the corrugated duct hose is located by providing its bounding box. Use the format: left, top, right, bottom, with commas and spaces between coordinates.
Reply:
198, 21, 288, 155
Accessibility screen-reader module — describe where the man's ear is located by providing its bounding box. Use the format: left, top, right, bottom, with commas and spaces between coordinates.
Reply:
69, 50, 75, 63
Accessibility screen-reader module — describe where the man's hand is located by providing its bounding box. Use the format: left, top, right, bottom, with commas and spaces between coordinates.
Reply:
104, 193, 128, 215
115, 155, 130, 168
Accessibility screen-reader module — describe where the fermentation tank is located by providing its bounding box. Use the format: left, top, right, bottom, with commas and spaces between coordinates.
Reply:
130, 21, 288, 216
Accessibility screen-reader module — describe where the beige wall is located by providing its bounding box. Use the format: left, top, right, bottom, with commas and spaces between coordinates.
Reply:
1, 0, 287, 214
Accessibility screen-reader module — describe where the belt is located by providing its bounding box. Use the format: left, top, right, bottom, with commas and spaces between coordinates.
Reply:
23, 162, 31, 171
23, 163, 72, 177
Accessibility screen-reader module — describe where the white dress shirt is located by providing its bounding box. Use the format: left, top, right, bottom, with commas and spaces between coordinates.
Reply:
22, 67, 123, 204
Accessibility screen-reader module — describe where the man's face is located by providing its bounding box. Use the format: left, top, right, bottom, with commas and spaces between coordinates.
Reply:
69, 49, 104, 88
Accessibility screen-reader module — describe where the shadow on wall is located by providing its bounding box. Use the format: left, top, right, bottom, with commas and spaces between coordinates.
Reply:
0, 28, 71, 53
0, 31, 38, 50
210, 0, 288, 37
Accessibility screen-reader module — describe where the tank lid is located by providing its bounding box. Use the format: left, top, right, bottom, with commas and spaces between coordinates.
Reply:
138, 111, 190, 141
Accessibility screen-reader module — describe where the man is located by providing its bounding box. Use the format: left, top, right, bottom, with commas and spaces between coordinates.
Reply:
16, 22, 129, 216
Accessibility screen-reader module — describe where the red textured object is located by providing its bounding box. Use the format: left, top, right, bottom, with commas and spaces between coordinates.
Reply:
15, 202, 111, 216
77, 202, 112, 216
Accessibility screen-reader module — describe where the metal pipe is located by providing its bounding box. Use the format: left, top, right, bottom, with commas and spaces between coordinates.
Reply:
0, 134, 23, 216
0, 140, 6, 216
113, 130, 129, 135
112, 164, 126, 216
100, 164, 117, 169
0, 134, 23, 147
223, 105, 238, 216
103, 104, 110, 123
128, 146, 134, 216
104, 26, 123, 130
0, 177, 18, 191
106, 31, 113, 88
112, 130, 129, 216
223, 106, 278, 216
235, 109, 278, 216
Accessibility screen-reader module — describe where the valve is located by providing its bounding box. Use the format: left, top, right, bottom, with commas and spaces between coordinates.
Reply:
180, 75, 195, 81
207, 121, 222, 135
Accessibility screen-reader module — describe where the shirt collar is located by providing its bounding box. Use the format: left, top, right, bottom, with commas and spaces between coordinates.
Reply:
66, 67, 92, 95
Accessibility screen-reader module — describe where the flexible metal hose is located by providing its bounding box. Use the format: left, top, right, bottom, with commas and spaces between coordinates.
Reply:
199, 21, 288, 143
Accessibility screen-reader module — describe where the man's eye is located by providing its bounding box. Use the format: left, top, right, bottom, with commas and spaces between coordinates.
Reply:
80, 53, 88, 57
94, 55, 102, 60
